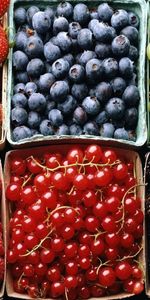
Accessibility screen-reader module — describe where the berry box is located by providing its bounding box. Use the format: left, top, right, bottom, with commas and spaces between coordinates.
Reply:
7, 0, 147, 148
0, 160, 6, 299
144, 152, 150, 297
4, 144, 145, 299
0, 15, 7, 151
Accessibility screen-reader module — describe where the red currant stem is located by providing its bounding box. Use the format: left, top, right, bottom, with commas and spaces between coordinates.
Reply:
116, 246, 143, 262
67, 185, 74, 195
65, 288, 69, 300
96, 283, 107, 289
20, 229, 54, 257
133, 259, 144, 273
90, 229, 106, 242
29, 156, 121, 173
50, 205, 80, 216
117, 183, 146, 233
17, 272, 25, 288
96, 258, 111, 275
95, 189, 103, 200
21, 173, 33, 188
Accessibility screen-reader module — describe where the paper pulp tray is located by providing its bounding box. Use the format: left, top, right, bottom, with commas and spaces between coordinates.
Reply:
0, 161, 6, 300
0, 15, 7, 151
4, 143, 145, 299
7, 0, 147, 148
144, 152, 150, 297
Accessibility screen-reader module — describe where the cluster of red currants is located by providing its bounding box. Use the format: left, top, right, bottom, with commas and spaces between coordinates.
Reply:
6, 145, 144, 298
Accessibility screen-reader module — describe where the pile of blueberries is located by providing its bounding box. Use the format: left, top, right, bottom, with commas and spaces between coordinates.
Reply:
11, 2, 140, 142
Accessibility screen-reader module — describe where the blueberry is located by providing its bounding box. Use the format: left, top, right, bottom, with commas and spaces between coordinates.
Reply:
95, 43, 112, 59
27, 111, 41, 129
15, 31, 27, 51
111, 9, 129, 30
93, 22, 114, 43
45, 6, 55, 21
73, 106, 87, 125
124, 107, 138, 130
90, 9, 99, 20
45, 62, 52, 73
128, 12, 139, 28
44, 42, 61, 63
39, 120, 54, 136
15, 72, 29, 84
77, 29, 93, 50
88, 19, 99, 32
13, 126, 32, 141
79, 51, 97, 66
50, 80, 69, 102
26, 6, 40, 26
28, 93, 46, 112
52, 58, 70, 79
122, 85, 140, 107
73, 3, 90, 26
105, 97, 125, 120
38, 73, 55, 92
71, 83, 88, 101
110, 77, 126, 96
83, 121, 99, 136
95, 78, 107, 101
112, 35, 130, 57
53, 17, 69, 35
95, 110, 109, 126
13, 51, 29, 71
69, 64, 85, 83
127, 73, 137, 86
45, 100, 56, 116
82, 96, 101, 115
100, 123, 115, 138
56, 32, 72, 53
119, 57, 134, 78
112, 118, 125, 129
48, 109, 63, 127
103, 58, 118, 79
11, 107, 28, 126
25, 35, 44, 58
57, 2, 73, 19
11, 93, 27, 108
56, 124, 70, 135
50, 36, 59, 46
57, 95, 77, 115
14, 7, 26, 26
70, 124, 83, 135
128, 45, 139, 61
25, 82, 38, 96
30, 129, 39, 136
63, 54, 74, 67
89, 87, 96, 97
120, 26, 138, 46
98, 3, 113, 22
114, 127, 129, 140
69, 22, 81, 39
13, 83, 25, 94
86, 58, 103, 82
128, 130, 136, 141
32, 11, 51, 34
27, 58, 45, 78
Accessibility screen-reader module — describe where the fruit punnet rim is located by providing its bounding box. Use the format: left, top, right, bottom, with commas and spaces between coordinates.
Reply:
0, 160, 6, 299
144, 152, 150, 297
6, 0, 147, 148
147, 2, 150, 146
4, 144, 145, 300
0, 15, 7, 151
